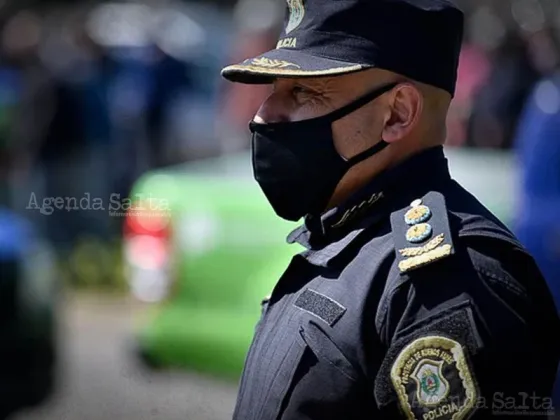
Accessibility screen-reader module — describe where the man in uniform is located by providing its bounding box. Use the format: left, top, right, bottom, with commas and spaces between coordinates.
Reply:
219, 0, 560, 418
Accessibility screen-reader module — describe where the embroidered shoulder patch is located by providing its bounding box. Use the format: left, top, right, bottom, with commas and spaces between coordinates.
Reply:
391, 191, 454, 274
390, 336, 477, 420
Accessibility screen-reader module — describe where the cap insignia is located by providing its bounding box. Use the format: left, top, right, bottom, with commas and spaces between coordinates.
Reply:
285, 0, 305, 34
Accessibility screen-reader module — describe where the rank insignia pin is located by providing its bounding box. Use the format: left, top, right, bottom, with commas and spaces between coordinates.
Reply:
406, 223, 433, 243
392, 192, 455, 274
404, 199, 432, 225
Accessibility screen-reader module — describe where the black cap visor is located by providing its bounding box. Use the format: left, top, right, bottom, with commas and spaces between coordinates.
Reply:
221, 48, 371, 84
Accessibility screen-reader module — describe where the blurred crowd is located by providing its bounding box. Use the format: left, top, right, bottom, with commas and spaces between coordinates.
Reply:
0, 0, 558, 417
0, 0, 558, 257
1, 0, 233, 250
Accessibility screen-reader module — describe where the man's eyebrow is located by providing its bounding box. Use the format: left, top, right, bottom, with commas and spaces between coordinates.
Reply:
297, 82, 324, 94
298, 78, 334, 94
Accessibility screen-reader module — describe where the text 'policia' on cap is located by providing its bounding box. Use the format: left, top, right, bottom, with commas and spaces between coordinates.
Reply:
221, 0, 464, 96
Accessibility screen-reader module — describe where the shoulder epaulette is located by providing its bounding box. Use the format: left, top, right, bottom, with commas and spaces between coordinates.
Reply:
390, 191, 454, 274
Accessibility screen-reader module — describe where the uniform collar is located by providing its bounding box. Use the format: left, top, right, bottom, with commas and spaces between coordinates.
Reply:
287, 146, 451, 267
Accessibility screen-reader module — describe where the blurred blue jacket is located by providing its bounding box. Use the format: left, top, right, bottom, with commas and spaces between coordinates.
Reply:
514, 72, 560, 407
514, 72, 560, 306
0, 207, 34, 262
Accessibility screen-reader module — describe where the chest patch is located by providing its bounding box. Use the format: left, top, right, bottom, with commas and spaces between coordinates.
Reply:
390, 336, 477, 420
294, 288, 346, 326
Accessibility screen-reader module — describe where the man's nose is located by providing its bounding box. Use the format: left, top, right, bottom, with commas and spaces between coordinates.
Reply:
254, 92, 293, 124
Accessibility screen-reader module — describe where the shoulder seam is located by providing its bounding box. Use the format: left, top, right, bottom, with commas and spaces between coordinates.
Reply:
376, 275, 412, 344
474, 266, 528, 298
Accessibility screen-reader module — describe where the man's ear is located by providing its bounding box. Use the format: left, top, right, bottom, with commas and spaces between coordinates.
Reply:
381, 84, 423, 143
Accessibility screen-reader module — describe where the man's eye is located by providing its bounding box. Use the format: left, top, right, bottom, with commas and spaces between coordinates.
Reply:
292, 86, 310, 96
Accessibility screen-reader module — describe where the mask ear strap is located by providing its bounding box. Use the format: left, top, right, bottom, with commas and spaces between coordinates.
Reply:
346, 140, 389, 165
325, 82, 399, 122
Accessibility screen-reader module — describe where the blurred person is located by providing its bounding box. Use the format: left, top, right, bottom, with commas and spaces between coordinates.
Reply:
146, 44, 193, 168
35, 4, 175, 246
513, 69, 560, 412
0, 205, 58, 419
220, 0, 560, 419
523, 26, 560, 76
0, 10, 64, 236
445, 41, 491, 146
146, 1, 236, 162
445, 5, 496, 147
105, 48, 154, 200
216, 0, 283, 154
86, 1, 193, 194
18, 7, 118, 252
0, 54, 24, 207
0, 10, 55, 191
465, 29, 541, 149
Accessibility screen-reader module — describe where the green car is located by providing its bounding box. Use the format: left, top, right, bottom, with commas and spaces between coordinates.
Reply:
124, 152, 300, 378
124, 147, 516, 379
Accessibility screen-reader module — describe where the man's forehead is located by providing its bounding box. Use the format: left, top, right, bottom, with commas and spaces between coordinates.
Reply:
273, 75, 333, 88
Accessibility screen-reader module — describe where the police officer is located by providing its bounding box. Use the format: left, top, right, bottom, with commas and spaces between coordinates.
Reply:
220, 0, 560, 418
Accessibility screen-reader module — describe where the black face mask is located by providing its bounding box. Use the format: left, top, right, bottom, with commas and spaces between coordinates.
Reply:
249, 82, 398, 222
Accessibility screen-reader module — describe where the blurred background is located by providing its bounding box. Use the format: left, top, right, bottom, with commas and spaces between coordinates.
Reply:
0, 0, 559, 419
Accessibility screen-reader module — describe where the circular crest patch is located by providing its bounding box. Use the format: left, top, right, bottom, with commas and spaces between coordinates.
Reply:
391, 336, 477, 420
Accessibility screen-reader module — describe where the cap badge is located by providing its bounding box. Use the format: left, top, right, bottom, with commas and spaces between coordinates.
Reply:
406, 223, 432, 243
405, 199, 431, 225
285, 0, 305, 34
